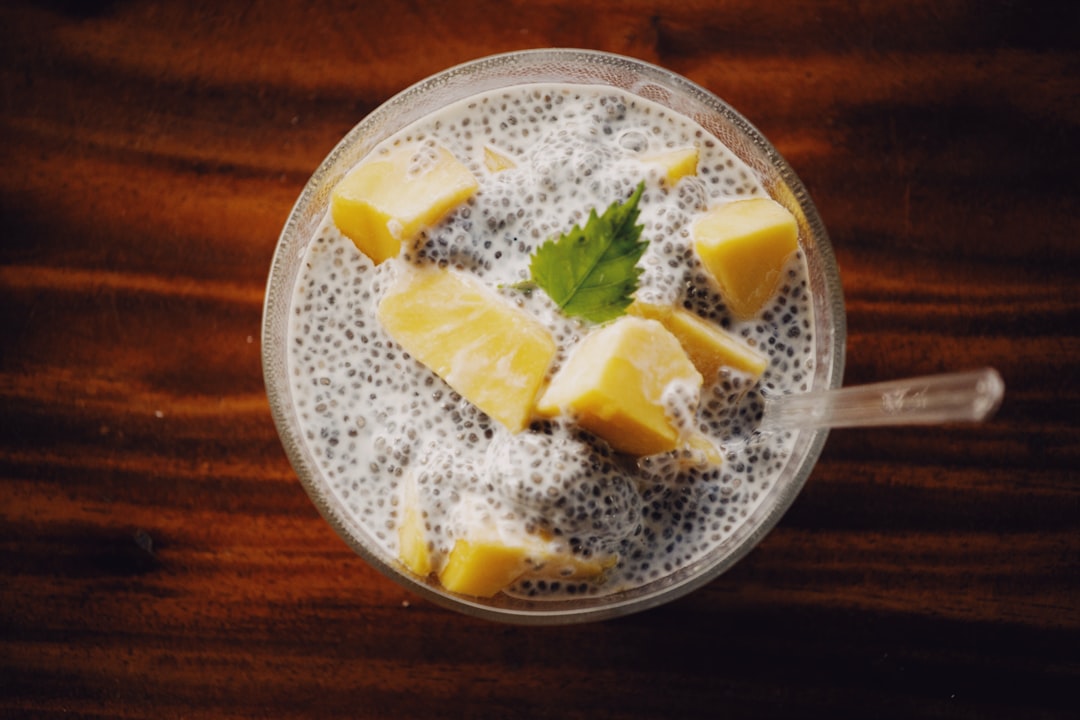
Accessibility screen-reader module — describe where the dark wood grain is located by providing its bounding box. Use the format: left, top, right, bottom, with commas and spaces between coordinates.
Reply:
2, 1, 1077, 718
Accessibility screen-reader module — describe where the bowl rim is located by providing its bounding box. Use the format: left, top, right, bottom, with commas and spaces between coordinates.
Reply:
262, 48, 846, 625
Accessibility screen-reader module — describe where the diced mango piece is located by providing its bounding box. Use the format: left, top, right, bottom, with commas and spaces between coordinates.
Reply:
398, 504, 432, 577
437, 532, 615, 597
439, 538, 530, 597
692, 197, 799, 319
644, 146, 698, 185
537, 316, 703, 456
628, 301, 768, 381
483, 145, 517, 173
331, 142, 478, 265
378, 266, 556, 433
684, 431, 725, 467
397, 475, 433, 577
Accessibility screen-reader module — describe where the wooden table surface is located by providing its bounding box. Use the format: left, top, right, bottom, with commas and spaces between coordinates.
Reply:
2, 1, 1077, 717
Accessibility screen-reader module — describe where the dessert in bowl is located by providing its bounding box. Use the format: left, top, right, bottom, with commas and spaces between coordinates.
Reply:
262, 49, 846, 624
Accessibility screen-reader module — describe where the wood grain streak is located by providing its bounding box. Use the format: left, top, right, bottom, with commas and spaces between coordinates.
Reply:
2, 0, 1077, 718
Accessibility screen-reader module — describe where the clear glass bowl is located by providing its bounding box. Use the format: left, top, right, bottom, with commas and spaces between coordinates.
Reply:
262, 49, 846, 624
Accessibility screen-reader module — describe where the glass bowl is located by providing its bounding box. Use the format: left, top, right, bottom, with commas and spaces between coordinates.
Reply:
262, 49, 846, 624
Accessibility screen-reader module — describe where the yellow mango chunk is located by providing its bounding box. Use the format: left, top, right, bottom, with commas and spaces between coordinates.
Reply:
684, 431, 725, 467
331, 142, 478, 265
692, 197, 799, 319
483, 145, 517, 173
439, 539, 530, 597
398, 504, 432, 577
644, 146, 698, 185
397, 475, 433, 578
628, 301, 768, 381
437, 532, 615, 597
378, 266, 556, 433
537, 316, 702, 456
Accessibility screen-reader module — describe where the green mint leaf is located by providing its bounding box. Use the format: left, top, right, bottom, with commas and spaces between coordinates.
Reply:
528, 181, 647, 323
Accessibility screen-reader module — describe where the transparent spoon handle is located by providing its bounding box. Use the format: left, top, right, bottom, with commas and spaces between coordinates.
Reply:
759, 367, 1005, 432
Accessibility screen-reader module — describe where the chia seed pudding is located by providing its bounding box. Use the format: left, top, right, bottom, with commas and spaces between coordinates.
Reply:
287, 83, 814, 599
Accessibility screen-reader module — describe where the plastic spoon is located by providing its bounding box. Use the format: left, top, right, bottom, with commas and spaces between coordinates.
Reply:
758, 367, 1005, 433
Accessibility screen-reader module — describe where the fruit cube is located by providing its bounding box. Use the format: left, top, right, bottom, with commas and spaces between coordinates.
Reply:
398, 504, 432, 577
537, 316, 703, 456
483, 145, 517, 173
644, 146, 698, 185
331, 142, 478, 265
628, 301, 768, 381
377, 266, 556, 433
397, 475, 433, 577
438, 538, 530, 597
692, 197, 799, 319
684, 431, 725, 467
437, 531, 615, 597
